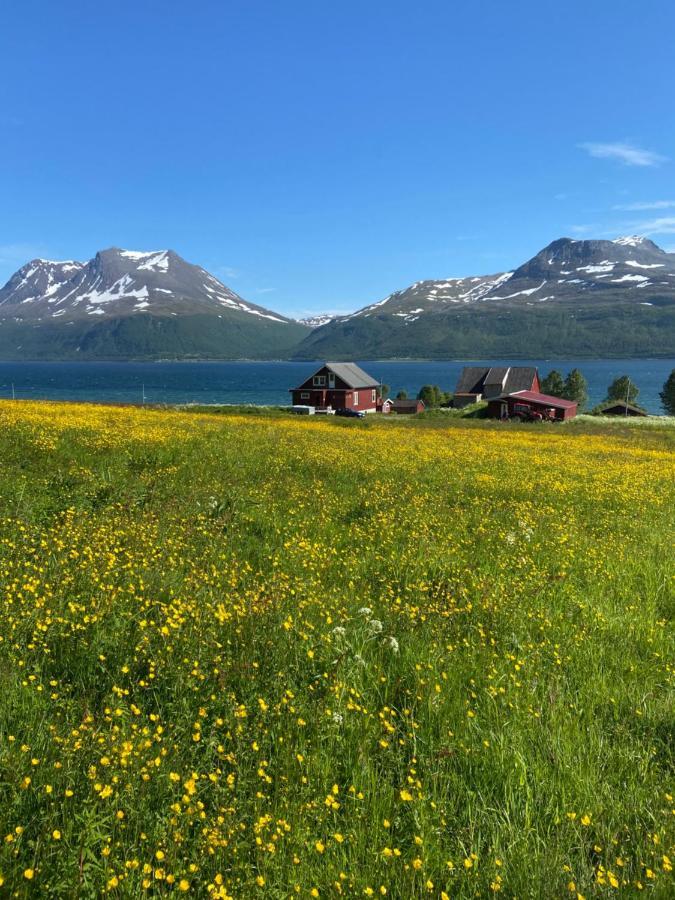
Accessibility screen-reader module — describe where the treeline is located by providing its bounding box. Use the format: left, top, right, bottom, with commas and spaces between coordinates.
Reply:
541, 368, 675, 414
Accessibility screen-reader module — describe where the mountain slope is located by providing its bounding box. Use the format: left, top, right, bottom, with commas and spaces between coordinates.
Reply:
0, 249, 309, 360
293, 237, 675, 359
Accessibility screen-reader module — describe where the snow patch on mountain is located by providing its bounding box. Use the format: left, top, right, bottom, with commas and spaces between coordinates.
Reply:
611, 274, 649, 283
613, 236, 648, 247
491, 279, 547, 300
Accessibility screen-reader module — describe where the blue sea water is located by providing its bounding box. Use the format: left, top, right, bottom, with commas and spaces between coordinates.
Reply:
0, 359, 672, 413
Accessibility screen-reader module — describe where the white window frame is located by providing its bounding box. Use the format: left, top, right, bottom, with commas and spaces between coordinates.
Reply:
371, 389, 377, 403
301, 392, 310, 400
353, 391, 359, 406
313, 375, 326, 386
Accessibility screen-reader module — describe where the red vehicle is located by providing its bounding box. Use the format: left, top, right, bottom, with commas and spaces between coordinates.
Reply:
510, 402, 556, 422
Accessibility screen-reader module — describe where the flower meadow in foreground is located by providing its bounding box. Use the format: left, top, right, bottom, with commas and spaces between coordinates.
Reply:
0, 401, 672, 898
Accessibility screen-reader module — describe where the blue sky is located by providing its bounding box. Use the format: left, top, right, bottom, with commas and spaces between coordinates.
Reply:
1, 0, 673, 317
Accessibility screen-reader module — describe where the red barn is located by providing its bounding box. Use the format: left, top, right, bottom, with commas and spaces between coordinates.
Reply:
487, 390, 577, 421
290, 362, 380, 413
453, 366, 540, 408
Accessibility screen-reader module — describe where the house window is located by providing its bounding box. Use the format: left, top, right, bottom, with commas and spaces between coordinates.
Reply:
301, 392, 310, 400
371, 389, 377, 403
353, 391, 359, 406
328, 374, 335, 388
313, 375, 326, 386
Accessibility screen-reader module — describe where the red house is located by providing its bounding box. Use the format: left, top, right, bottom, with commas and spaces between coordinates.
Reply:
290, 362, 381, 413
487, 390, 577, 421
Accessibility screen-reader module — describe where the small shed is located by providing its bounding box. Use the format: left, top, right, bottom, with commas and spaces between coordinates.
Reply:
391, 398, 425, 415
487, 390, 577, 421
377, 398, 394, 414
599, 401, 647, 417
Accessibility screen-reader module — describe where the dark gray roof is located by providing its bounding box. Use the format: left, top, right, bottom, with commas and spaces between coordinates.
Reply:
454, 366, 490, 394
454, 366, 538, 395
503, 367, 538, 393
599, 401, 647, 415
325, 362, 379, 388
484, 366, 510, 386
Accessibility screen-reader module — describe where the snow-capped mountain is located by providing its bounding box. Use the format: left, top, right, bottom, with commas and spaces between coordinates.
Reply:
293, 236, 675, 359
0, 248, 309, 360
0, 248, 297, 324
297, 314, 335, 328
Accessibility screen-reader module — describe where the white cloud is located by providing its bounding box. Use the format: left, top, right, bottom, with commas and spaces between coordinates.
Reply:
214, 265, 241, 280
629, 216, 675, 236
613, 200, 675, 211
255, 287, 276, 295
579, 141, 667, 167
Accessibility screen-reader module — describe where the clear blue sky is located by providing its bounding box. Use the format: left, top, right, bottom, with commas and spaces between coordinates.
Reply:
1, 0, 673, 317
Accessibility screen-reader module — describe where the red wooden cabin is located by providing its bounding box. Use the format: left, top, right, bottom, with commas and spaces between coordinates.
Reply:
290, 362, 380, 413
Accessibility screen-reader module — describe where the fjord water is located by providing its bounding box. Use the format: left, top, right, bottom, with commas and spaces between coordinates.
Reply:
0, 359, 673, 413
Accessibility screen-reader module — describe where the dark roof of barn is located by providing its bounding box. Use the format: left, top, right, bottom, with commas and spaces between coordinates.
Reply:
454, 367, 490, 394
503, 367, 538, 393
454, 366, 538, 395
324, 362, 379, 388
484, 366, 510, 386
599, 401, 648, 416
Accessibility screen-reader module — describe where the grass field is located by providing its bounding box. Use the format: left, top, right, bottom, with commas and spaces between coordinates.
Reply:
0, 402, 673, 898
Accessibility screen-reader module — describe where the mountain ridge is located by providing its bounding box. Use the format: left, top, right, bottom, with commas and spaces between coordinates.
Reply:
0, 247, 309, 360
292, 236, 675, 359
1, 236, 674, 360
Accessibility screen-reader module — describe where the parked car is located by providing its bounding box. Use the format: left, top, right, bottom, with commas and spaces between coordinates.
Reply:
335, 407, 365, 418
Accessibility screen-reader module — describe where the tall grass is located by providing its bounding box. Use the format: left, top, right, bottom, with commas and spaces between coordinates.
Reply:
0, 401, 672, 898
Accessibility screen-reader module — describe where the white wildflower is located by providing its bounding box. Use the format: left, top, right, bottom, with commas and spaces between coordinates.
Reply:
386, 636, 400, 654
357, 607, 372, 617
368, 619, 383, 634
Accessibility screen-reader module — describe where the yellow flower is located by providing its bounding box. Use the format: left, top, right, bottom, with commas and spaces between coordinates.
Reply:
580, 814, 591, 826
179, 880, 190, 892
52, 829, 61, 840
315, 840, 325, 853
24, 869, 35, 880
400, 789, 413, 801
